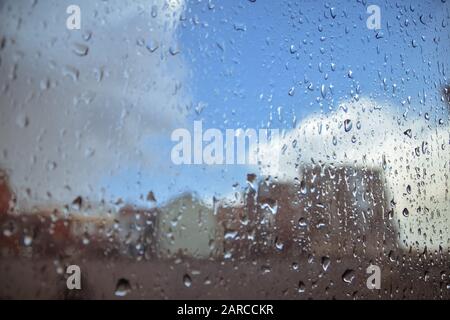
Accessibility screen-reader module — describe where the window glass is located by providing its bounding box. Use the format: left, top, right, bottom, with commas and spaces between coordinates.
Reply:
0, 0, 449, 299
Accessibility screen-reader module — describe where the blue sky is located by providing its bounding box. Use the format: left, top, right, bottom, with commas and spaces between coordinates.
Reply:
102, 0, 449, 206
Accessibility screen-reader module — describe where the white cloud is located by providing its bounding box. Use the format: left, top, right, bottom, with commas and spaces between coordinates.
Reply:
258, 97, 449, 250
0, 0, 189, 210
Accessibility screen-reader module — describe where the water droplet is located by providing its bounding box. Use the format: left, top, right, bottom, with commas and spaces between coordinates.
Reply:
169, 45, 180, 56
421, 141, 428, 154
183, 274, 192, 288
404, 129, 412, 138
46, 161, 57, 171
321, 256, 331, 271
290, 45, 297, 54
275, 239, 284, 251
23, 235, 33, 246
115, 278, 131, 297
298, 281, 306, 293
16, 114, 29, 128
62, 66, 79, 82
84, 147, 95, 158
342, 269, 355, 284
298, 217, 307, 228
402, 208, 409, 217
330, 7, 337, 19
344, 119, 352, 132
146, 191, 157, 202
2, 222, 16, 237
72, 43, 89, 56
321, 84, 326, 98
234, 23, 247, 32
224, 230, 238, 240
82, 31, 92, 42
151, 5, 158, 18
72, 196, 83, 210
40, 78, 50, 91
300, 180, 307, 195
146, 39, 159, 53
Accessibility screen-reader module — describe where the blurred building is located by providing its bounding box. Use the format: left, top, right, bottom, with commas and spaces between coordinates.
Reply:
116, 205, 159, 259
216, 165, 398, 260
157, 193, 220, 259
0, 170, 13, 216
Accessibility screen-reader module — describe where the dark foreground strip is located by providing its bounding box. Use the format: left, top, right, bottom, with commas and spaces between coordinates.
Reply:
0, 300, 445, 319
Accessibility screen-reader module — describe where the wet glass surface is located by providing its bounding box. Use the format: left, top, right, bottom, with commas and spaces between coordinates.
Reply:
0, 0, 449, 299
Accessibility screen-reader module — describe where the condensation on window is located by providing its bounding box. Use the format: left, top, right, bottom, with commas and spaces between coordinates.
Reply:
0, 0, 449, 299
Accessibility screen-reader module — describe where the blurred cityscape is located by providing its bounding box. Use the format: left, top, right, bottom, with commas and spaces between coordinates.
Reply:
1, 164, 449, 299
